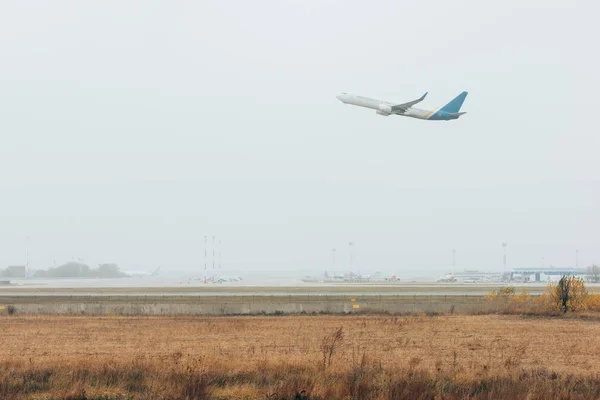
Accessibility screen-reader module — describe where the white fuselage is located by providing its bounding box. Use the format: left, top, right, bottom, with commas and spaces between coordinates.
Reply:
336, 94, 437, 120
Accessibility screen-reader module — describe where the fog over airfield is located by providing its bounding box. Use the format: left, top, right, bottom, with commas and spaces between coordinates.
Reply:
0, 1, 598, 277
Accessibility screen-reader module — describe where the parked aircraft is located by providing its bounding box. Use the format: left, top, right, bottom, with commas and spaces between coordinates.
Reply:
436, 273, 457, 282
336, 91, 468, 121
214, 275, 243, 283
124, 266, 161, 278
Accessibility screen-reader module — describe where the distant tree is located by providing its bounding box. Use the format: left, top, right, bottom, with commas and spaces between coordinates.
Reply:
33, 269, 47, 278
586, 265, 600, 283
30, 262, 126, 279
32, 262, 125, 278
0, 267, 5, 277
39, 262, 91, 278
96, 263, 126, 278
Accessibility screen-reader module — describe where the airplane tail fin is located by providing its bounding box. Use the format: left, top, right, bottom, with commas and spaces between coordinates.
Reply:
439, 91, 468, 113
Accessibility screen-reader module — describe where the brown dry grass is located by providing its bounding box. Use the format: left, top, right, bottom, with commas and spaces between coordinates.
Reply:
2, 314, 600, 399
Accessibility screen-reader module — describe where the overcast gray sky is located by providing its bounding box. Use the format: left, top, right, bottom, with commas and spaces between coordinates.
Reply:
0, 0, 598, 276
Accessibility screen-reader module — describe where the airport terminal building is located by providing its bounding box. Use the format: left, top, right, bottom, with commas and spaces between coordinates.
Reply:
511, 267, 587, 282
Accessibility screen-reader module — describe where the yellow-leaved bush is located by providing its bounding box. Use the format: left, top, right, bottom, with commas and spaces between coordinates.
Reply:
487, 276, 600, 314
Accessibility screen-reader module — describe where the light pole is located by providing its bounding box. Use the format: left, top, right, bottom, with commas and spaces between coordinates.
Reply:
25, 236, 29, 280
502, 243, 507, 276
452, 249, 456, 276
331, 248, 336, 277
348, 241, 354, 276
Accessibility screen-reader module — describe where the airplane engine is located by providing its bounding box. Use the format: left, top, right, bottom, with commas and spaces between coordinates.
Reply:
378, 104, 392, 114
376, 110, 390, 116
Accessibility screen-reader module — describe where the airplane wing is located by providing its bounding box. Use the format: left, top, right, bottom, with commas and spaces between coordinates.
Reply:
391, 92, 428, 114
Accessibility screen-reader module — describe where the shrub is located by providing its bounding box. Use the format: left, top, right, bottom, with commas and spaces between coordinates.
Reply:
548, 276, 587, 313
485, 287, 516, 301
485, 276, 599, 315
586, 293, 600, 311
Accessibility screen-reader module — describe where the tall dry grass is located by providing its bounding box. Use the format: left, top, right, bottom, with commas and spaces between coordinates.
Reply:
1, 314, 600, 399
486, 279, 600, 315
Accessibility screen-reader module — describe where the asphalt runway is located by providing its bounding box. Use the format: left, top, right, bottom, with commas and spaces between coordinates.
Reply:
0, 276, 553, 296
4, 279, 596, 315
0, 291, 508, 296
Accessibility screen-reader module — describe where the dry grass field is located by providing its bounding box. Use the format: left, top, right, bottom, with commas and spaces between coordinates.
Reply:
2, 314, 600, 399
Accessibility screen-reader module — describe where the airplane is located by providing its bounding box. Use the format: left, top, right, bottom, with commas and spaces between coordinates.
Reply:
214, 275, 243, 283
336, 91, 468, 121
123, 266, 161, 278
436, 273, 457, 282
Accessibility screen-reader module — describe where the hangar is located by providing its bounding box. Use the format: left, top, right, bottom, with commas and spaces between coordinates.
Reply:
511, 267, 586, 282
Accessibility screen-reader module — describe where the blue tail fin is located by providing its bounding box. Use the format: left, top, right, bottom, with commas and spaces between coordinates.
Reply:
439, 91, 468, 113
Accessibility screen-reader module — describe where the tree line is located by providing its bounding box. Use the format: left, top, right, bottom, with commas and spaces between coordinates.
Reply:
0, 262, 126, 278
587, 265, 600, 283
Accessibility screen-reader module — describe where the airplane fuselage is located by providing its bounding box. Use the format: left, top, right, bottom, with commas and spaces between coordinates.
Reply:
336, 93, 462, 121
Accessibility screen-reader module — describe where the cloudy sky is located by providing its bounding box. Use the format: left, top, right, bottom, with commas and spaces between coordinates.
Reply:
0, 0, 598, 276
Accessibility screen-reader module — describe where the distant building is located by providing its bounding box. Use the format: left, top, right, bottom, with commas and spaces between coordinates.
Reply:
3, 265, 26, 278
511, 267, 587, 282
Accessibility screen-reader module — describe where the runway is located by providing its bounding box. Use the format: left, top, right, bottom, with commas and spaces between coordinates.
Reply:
0, 276, 552, 296
3, 277, 591, 316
